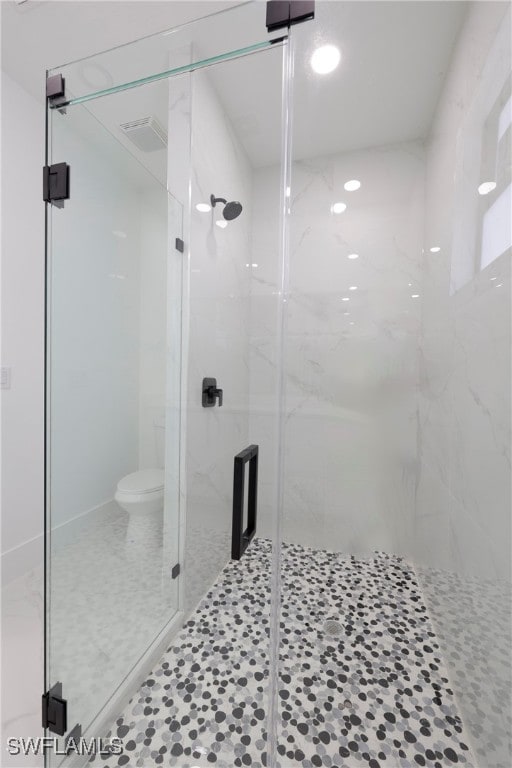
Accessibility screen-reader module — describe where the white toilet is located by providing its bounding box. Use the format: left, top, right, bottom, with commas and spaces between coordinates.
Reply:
115, 468, 165, 549
115, 419, 165, 551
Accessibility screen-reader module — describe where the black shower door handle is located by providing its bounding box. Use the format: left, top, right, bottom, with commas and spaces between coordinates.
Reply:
232, 444, 258, 560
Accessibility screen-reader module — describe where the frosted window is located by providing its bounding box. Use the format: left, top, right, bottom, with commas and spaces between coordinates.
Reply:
480, 183, 512, 270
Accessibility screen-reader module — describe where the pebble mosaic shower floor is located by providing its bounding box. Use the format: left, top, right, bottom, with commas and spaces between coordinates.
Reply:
90, 539, 475, 768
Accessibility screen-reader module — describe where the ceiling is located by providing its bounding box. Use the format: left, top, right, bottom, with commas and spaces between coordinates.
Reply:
0, 0, 235, 100
210, 1, 468, 165
2, 0, 468, 174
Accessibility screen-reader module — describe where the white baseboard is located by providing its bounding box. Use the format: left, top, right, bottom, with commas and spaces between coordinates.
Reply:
1, 498, 116, 585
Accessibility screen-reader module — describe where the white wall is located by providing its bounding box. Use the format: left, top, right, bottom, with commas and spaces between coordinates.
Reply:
1, 72, 45, 582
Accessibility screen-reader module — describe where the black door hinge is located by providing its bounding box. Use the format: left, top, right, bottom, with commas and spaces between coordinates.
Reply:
42, 682, 67, 736
43, 163, 70, 208
266, 1, 314, 32
171, 563, 180, 579
46, 73, 67, 113
175, 237, 184, 253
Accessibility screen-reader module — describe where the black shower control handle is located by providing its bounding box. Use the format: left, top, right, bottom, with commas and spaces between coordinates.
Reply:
202, 377, 223, 407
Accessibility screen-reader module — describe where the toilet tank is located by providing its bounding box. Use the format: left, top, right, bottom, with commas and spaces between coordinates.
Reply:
154, 415, 166, 468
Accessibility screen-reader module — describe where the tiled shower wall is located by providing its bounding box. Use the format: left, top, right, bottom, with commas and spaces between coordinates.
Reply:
250, 141, 425, 557
415, 3, 511, 765
282, 143, 424, 557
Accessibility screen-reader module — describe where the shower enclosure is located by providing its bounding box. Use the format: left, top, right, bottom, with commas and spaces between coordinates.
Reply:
44, 2, 511, 767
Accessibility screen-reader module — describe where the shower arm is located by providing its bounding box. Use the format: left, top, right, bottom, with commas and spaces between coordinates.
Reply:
210, 195, 227, 207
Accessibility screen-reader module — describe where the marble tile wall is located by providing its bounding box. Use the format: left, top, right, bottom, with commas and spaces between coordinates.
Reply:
250, 142, 425, 556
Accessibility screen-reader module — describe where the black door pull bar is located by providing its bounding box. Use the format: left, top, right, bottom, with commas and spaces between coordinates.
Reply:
232, 445, 258, 560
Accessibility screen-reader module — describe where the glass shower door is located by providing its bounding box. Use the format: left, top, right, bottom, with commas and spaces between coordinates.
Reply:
44, 5, 290, 765
274, 2, 511, 768
46, 95, 184, 748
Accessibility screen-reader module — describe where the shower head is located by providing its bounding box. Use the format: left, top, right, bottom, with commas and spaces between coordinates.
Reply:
210, 194, 243, 221
223, 200, 243, 220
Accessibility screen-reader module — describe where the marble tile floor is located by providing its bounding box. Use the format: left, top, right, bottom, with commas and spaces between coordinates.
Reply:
418, 568, 511, 768
89, 539, 476, 768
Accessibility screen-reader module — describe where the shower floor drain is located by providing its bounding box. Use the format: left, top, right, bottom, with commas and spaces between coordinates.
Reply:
322, 619, 343, 636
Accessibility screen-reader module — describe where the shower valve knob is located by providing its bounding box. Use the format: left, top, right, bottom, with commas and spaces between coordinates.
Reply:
202, 378, 223, 407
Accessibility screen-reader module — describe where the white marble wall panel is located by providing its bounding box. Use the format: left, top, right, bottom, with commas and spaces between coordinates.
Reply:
182, 68, 254, 610
251, 143, 425, 556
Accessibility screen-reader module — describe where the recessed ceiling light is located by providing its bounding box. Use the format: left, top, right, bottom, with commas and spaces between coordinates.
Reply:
429, 246, 441, 253
347, 253, 359, 259
478, 181, 496, 195
196, 203, 211, 213
311, 45, 340, 75
349, 286, 358, 291
331, 202, 347, 214
411, 294, 420, 298
344, 180, 361, 192
216, 220, 228, 228
342, 297, 350, 302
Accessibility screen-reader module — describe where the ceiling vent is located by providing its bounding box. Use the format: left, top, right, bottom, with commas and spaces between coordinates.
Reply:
119, 117, 167, 152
